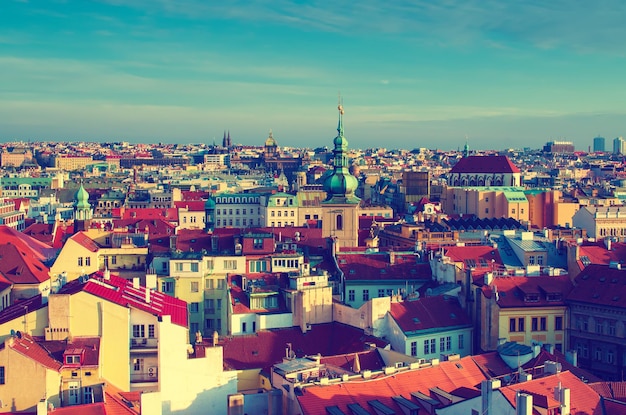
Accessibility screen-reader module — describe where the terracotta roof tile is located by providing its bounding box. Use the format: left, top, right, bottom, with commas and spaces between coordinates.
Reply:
58, 271, 188, 328
297, 356, 488, 415
338, 252, 431, 281
8, 332, 62, 371
481, 275, 573, 308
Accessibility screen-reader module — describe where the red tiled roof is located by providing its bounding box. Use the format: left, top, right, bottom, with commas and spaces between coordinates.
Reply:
0, 243, 50, 284
220, 323, 387, 370
69, 232, 100, 253
297, 356, 488, 415
59, 271, 188, 328
589, 381, 626, 402
0, 294, 46, 325
578, 242, 626, 265
8, 332, 62, 371
390, 296, 472, 333
102, 383, 141, 415
174, 200, 206, 211
499, 371, 601, 415
481, 276, 573, 308
443, 245, 503, 269
49, 403, 106, 415
1, 225, 56, 261
449, 155, 520, 174
118, 207, 178, 221
22, 223, 55, 247
338, 252, 431, 281
320, 349, 385, 373
568, 264, 626, 306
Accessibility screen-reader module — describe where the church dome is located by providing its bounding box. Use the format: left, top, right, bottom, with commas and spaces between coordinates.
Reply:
74, 184, 90, 209
265, 130, 277, 147
323, 170, 358, 196
204, 195, 216, 210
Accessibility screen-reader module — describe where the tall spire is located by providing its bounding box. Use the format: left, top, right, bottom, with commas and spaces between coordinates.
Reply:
337, 92, 344, 137
463, 135, 470, 158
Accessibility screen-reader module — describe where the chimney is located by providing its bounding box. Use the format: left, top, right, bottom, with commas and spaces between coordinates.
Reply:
554, 383, 571, 415
544, 361, 561, 374
103, 268, 110, 280
212, 330, 219, 347
516, 392, 533, 415
484, 272, 494, 286
389, 251, 395, 265
145, 288, 151, 303
481, 379, 497, 415
565, 350, 578, 367
133, 277, 140, 289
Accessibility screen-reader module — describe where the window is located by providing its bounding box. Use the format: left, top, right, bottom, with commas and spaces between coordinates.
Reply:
0, 366, 4, 384
217, 279, 225, 290
85, 257, 91, 266
595, 347, 602, 361
175, 263, 183, 272
205, 279, 214, 290
509, 318, 516, 332
133, 358, 144, 371
253, 238, 264, 249
596, 320, 604, 335
224, 260, 237, 270
148, 324, 155, 338
424, 340, 430, 355
336, 214, 343, 231
387, 289, 393, 296
161, 281, 174, 293
162, 262, 168, 272
78, 257, 83, 267
555, 343, 562, 352
520, 208, 524, 214
458, 334, 464, 349
217, 319, 222, 331
206, 319, 214, 329
607, 350, 615, 364
609, 321, 616, 336
430, 339, 436, 354
217, 299, 222, 310
518, 318, 525, 332
362, 290, 369, 301
242, 322, 247, 333
84, 387, 94, 404
65, 355, 80, 364
190, 281, 199, 293
190, 302, 199, 313
410, 341, 417, 356
529, 256, 535, 265
348, 290, 355, 302
190, 322, 199, 334
555, 316, 563, 330
540, 317, 547, 331
537, 256, 543, 266
446, 336, 451, 351
111, 256, 117, 265
378, 289, 385, 297
440, 337, 445, 352
191, 263, 199, 272
133, 324, 145, 338
532, 317, 538, 332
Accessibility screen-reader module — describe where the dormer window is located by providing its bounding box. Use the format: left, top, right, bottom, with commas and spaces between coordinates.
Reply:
524, 293, 539, 302
65, 355, 80, 365
546, 293, 562, 302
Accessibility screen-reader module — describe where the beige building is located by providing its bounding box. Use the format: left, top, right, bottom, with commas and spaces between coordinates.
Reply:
54, 155, 94, 171
442, 186, 529, 222
572, 205, 626, 240
0, 147, 32, 167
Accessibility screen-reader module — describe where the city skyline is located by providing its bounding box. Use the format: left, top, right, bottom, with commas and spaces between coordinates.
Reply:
2, 0, 626, 150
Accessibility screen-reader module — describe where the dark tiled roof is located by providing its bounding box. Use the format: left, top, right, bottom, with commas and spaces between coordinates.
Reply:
568, 264, 626, 306
482, 276, 573, 308
338, 253, 431, 281
0, 243, 49, 284
390, 296, 472, 333
220, 322, 387, 370
449, 155, 520, 174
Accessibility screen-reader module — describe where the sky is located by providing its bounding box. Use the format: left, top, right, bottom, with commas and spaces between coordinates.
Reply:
2, 1, 626, 151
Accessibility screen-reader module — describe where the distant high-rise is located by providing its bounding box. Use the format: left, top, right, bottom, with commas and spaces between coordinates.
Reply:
614, 136, 626, 155
593, 136, 605, 152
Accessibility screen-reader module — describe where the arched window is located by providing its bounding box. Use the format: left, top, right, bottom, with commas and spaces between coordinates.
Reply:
336, 214, 343, 231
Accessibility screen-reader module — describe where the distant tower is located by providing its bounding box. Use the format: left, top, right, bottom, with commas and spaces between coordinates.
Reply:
222, 131, 232, 148
321, 99, 361, 248
593, 136, 605, 153
463, 136, 470, 158
614, 136, 625, 155
264, 129, 278, 158
204, 193, 216, 231
74, 182, 92, 231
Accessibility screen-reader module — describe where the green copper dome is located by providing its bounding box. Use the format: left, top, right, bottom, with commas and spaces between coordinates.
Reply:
204, 195, 216, 209
75, 183, 90, 209
322, 103, 360, 204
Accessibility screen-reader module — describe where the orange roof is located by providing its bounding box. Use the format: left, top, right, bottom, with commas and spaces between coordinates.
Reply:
297, 356, 487, 415
8, 332, 62, 372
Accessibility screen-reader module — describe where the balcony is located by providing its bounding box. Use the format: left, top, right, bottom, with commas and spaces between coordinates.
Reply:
130, 338, 158, 351
568, 328, 626, 346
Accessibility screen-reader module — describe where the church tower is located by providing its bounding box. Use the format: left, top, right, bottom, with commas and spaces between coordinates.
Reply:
321, 101, 360, 248
74, 182, 92, 231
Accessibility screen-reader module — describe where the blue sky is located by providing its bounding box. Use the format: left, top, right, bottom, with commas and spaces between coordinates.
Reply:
1, 0, 626, 150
